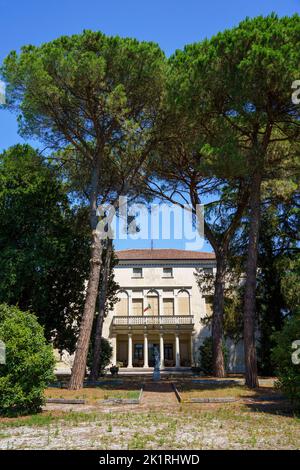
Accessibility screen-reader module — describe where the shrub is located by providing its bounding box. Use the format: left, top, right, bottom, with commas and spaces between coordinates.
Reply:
199, 336, 228, 375
271, 309, 300, 404
99, 338, 113, 371
87, 337, 113, 374
0, 304, 55, 416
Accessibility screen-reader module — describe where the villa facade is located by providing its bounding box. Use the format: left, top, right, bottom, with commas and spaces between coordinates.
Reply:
102, 249, 216, 369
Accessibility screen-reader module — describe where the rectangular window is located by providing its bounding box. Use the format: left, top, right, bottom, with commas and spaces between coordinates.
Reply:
178, 296, 190, 315
164, 344, 173, 360
132, 267, 142, 278
134, 344, 143, 360
146, 295, 158, 315
132, 298, 143, 316
163, 298, 174, 316
115, 298, 128, 316
162, 267, 173, 278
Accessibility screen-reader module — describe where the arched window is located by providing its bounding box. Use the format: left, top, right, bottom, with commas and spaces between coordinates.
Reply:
115, 290, 129, 316
177, 289, 190, 315
145, 289, 159, 316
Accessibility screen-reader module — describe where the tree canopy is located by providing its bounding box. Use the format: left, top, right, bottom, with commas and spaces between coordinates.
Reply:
0, 144, 90, 352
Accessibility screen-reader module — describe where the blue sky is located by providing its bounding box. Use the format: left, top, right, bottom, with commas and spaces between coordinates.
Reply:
1, 0, 299, 251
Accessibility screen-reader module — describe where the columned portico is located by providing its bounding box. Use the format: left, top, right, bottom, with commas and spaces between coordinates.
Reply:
113, 329, 194, 369
112, 308, 194, 368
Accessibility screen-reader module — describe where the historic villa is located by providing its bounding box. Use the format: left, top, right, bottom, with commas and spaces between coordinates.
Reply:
102, 249, 217, 370
55, 248, 245, 374
56, 249, 244, 374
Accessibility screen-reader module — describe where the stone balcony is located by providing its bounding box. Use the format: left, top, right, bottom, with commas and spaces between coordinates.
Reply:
112, 315, 194, 331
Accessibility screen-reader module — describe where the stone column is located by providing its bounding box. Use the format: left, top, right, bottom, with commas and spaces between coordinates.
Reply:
159, 333, 164, 368
143, 333, 149, 368
175, 333, 180, 368
127, 333, 133, 368
111, 334, 117, 366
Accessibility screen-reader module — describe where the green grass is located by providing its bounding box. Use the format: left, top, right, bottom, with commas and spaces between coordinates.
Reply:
103, 390, 140, 400
45, 385, 141, 403
0, 411, 100, 429
177, 382, 280, 400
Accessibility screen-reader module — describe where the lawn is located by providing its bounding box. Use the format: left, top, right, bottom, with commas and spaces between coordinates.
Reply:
45, 383, 141, 404
176, 379, 281, 401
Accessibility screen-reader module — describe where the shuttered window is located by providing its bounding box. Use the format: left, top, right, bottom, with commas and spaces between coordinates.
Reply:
115, 297, 128, 316
132, 299, 143, 316
178, 296, 190, 315
163, 298, 174, 316
146, 295, 159, 315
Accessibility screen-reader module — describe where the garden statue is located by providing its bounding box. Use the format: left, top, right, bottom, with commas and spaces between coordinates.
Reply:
152, 345, 160, 381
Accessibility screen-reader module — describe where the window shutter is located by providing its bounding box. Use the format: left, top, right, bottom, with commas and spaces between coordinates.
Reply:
115, 298, 128, 316
163, 298, 174, 315
132, 299, 143, 316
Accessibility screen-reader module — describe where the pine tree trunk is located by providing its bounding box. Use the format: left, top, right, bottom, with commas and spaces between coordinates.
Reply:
69, 162, 102, 390
243, 171, 262, 389
212, 252, 226, 377
89, 239, 113, 381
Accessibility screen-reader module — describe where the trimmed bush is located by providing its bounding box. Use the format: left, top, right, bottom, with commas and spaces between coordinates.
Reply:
199, 336, 228, 375
272, 309, 300, 404
0, 304, 55, 416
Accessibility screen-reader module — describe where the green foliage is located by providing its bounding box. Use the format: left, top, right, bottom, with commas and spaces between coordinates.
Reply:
228, 194, 300, 375
87, 338, 112, 373
272, 309, 300, 404
280, 255, 300, 311
199, 337, 228, 375
0, 304, 55, 416
98, 338, 113, 371
1, 31, 166, 199
0, 144, 90, 352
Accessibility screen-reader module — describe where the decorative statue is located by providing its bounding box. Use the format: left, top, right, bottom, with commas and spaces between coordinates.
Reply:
153, 345, 160, 372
